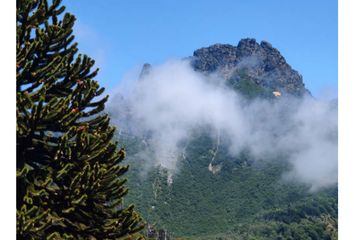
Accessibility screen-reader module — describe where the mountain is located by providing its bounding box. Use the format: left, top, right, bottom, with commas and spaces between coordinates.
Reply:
191, 38, 310, 97
112, 39, 337, 239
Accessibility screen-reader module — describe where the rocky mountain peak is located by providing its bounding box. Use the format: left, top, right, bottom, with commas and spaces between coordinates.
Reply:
192, 44, 237, 72
236, 38, 260, 57
139, 63, 152, 78
192, 38, 310, 96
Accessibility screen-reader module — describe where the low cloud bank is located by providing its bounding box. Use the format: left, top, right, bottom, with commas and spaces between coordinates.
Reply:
108, 60, 337, 191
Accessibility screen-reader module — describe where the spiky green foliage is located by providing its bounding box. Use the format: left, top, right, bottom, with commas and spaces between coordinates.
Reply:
16, 0, 144, 239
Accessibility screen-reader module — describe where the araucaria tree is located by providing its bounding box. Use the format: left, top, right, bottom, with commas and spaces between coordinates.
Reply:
16, 0, 144, 239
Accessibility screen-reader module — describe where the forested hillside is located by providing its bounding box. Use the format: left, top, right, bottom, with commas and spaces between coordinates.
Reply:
121, 129, 337, 239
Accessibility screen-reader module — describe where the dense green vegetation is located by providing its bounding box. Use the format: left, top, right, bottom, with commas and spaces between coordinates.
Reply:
118, 127, 337, 239
16, 0, 143, 238
227, 68, 273, 99
186, 214, 337, 240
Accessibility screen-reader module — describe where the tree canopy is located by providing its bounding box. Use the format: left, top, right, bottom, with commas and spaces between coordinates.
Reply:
16, 0, 144, 238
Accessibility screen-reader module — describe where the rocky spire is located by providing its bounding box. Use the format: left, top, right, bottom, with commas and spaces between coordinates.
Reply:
191, 38, 310, 96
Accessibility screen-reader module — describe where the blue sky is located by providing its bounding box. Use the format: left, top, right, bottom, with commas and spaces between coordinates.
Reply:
65, 0, 337, 97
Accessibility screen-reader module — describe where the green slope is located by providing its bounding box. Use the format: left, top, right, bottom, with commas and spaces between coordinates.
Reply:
118, 129, 337, 239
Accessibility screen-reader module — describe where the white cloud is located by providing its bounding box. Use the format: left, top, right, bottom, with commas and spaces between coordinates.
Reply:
108, 59, 337, 190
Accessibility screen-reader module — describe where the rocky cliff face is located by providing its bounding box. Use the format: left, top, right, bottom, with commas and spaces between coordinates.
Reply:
191, 38, 310, 96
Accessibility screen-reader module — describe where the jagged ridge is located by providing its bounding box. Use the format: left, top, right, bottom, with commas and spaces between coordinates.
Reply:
192, 38, 310, 96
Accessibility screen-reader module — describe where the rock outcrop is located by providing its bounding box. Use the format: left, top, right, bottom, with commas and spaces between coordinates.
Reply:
192, 38, 310, 96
